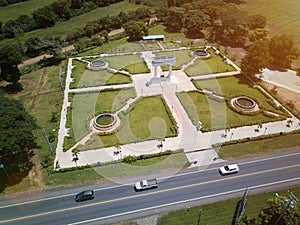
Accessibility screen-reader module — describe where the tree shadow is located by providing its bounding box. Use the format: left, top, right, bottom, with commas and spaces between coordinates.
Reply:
2, 83, 23, 94
267, 65, 288, 72
0, 171, 30, 194
231, 200, 241, 225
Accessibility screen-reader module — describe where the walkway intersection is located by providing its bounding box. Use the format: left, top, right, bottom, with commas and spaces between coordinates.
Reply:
55, 47, 300, 170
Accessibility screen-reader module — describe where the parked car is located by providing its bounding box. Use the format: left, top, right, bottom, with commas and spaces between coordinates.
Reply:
219, 164, 239, 175
134, 179, 158, 191
75, 189, 95, 202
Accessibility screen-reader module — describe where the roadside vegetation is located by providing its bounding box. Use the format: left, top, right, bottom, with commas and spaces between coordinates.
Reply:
157, 187, 300, 225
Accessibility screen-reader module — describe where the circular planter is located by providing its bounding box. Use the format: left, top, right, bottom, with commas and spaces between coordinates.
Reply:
87, 59, 108, 71
231, 96, 259, 113
93, 113, 117, 131
194, 49, 210, 59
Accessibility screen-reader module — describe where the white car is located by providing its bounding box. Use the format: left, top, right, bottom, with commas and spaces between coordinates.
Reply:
219, 164, 239, 175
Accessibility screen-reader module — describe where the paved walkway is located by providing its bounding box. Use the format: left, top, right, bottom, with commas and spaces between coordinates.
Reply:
261, 68, 300, 94
54, 47, 300, 169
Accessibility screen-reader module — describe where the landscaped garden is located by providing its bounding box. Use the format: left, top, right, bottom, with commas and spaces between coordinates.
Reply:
178, 74, 289, 131
64, 88, 136, 151
70, 60, 132, 88
184, 48, 236, 76
76, 95, 177, 150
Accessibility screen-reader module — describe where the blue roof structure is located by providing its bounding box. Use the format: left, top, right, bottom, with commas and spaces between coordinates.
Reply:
143, 34, 165, 40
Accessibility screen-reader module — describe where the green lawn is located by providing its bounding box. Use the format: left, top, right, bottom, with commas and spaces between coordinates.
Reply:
124, 62, 150, 74
104, 54, 144, 70
65, 88, 136, 147
44, 151, 187, 186
184, 49, 235, 76
194, 75, 288, 115
177, 75, 288, 131
108, 42, 144, 53
81, 38, 129, 56
240, 0, 300, 48
217, 133, 300, 159
185, 58, 213, 75
156, 49, 193, 70
148, 25, 186, 40
94, 152, 188, 180
78, 95, 177, 149
70, 60, 132, 88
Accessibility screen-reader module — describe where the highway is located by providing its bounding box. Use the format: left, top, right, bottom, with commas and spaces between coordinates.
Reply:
1, 152, 300, 225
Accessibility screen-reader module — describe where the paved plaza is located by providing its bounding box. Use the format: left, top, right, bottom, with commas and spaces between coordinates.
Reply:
55, 46, 300, 169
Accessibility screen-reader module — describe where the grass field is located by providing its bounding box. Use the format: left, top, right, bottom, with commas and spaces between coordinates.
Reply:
0, 1, 144, 48
0, 0, 57, 23
239, 0, 300, 48
157, 187, 300, 225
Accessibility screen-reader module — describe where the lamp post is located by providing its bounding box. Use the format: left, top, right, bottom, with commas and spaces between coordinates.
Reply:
0, 164, 9, 180
264, 127, 267, 135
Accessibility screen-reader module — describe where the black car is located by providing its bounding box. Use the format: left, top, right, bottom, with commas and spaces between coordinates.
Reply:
75, 190, 95, 202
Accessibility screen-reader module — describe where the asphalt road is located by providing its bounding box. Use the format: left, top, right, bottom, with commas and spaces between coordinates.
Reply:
1, 152, 300, 225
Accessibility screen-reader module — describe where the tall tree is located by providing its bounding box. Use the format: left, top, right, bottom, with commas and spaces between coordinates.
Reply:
257, 196, 300, 225
0, 45, 23, 85
269, 34, 298, 69
124, 21, 148, 41
241, 40, 272, 77
32, 6, 56, 28
164, 7, 186, 32
0, 94, 37, 176
183, 10, 210, 38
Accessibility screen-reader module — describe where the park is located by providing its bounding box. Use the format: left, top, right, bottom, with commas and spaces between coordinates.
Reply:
55, 39, 299, 171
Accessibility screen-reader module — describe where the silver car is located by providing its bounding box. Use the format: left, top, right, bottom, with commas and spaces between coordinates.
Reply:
219, 164, 239, 175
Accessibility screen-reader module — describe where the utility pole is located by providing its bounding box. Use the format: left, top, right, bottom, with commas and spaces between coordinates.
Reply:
274, 192, 299, 225
0, 164, 9, 180
197, 209, 202, 225
43, 126, 54, 155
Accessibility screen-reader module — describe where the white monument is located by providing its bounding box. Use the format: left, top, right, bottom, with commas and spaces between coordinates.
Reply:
148, 55, 176, 86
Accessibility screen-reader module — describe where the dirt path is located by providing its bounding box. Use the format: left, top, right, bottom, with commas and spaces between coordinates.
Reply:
31, 68, 46, 112
10, 79, 36, 97
18, 45, 75, 68
28, 149, 46, 190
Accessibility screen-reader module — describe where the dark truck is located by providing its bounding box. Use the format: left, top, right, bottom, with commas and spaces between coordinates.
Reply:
134, 179, 158, 191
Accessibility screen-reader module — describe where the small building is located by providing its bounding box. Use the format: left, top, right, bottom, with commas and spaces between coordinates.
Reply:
143, 34, 165, 41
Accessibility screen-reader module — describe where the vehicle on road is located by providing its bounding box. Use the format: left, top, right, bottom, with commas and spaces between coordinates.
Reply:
219, 164, 239, 175
75, 190, 95, 202
134, 179, 158, 191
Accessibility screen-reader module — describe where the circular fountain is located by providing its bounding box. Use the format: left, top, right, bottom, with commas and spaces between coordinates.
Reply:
87, 59, 108, 70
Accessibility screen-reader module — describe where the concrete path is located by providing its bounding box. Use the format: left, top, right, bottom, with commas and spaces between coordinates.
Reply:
55, 47, 300, 169
261, 68, 300, 94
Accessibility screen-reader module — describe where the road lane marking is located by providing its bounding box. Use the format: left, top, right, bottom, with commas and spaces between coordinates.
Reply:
68, 177, 300, 225
1, 163, 300, 224
1, 151, 299, 210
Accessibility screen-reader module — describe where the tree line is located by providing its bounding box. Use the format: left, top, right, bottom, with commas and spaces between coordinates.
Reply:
157, 0, 267, 47
0, 0, 123, 39
0, 0, 28, 7
0, 7, 152, 86
241, 34, 299, 76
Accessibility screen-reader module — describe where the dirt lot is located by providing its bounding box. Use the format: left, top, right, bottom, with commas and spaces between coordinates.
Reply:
261, 82, 300, 116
